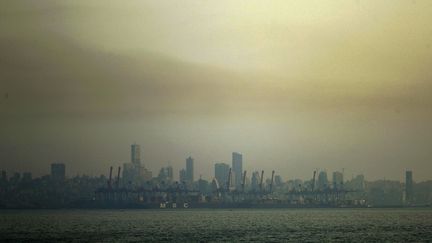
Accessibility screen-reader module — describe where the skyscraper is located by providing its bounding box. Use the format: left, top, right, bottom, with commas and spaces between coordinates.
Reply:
123, 144, 152, 184
186, 156, 194, 183
131, 143, 141, 165
179, 168, 187, 183
317, 171, 328, 190
232, 152, 243, 189
158, 166, 173, 182
122, 162, 136, 184
332, 171, 344, 190
51, 163, 65, 181
214, 163, 230, 186
166, 166, 173, 181
405, 170, 413, 204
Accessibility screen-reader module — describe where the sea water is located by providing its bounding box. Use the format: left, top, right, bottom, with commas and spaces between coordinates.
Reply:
1, 208, 431, 242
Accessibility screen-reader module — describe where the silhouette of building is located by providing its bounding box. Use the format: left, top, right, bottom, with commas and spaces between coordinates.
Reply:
346, 174, 365, 191
165, 166, 173, 181
405, 170, 413, 204
139, 167, 152, 181
179, 168, 187, 183
186, 156, 194, 183
131, 143, 141, 165
332, 171, 344, 189
51, 163, 65, 181
123, 144, 152, 184
122, 163, 135, 183
232, 152, 243, 189
198, 177, 209, 194
158, 166, 173, 182
214, 163, 230, 186
317, 171, 328, 190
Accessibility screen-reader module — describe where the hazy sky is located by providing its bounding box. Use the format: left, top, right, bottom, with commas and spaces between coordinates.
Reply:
1, 0, 432, 181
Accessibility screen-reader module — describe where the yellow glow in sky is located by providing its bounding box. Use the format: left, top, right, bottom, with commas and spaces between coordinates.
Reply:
1, 0, 432, 180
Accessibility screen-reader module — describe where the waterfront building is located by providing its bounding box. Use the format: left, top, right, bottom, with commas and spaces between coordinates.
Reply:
317, 171, 328, 190
232, 152, 243, 189
158, 166, 173, 182
131, 143, 141, 165
179, 168, 187, 183
186, 156, 194, 183
214, 163, 230, 187
123, 144, 152, 184
405, 170, 413, 204
332, 171, 344, 190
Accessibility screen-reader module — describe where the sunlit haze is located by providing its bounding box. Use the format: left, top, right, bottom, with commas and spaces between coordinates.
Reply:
1, 0, 432, 181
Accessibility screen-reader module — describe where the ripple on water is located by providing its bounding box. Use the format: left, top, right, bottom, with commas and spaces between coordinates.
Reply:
0, 209, 432, 242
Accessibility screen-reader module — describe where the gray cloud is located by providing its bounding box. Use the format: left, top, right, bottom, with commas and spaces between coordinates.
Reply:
1, 0, 432, 181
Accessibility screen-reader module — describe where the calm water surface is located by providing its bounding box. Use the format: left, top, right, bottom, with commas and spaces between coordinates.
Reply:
1, 208, 432, 242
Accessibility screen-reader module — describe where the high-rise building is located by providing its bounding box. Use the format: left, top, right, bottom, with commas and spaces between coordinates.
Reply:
123, 162, 136, 184
123, 144, 152, 184
332, 171, 344, 190
317, 171, 328, 190
131, 143, 141, 165
158, 166, 173, 182
214, 163, 230, 186
405, 170, 413, 204
123, 162, 152, 185
51, 163, 66, 181
198, 178, 209, 194
179, 168, 187, 183
186, 156, 194, 183
166, 166, 173, 181
140, 167, 152, 181
232, 152, 243, 189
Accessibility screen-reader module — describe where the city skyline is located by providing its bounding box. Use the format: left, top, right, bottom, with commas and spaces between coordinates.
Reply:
2, 1, 432, 182
2, 149, 428, 210
1, 1, 432, 241
0, 143, 422, 184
